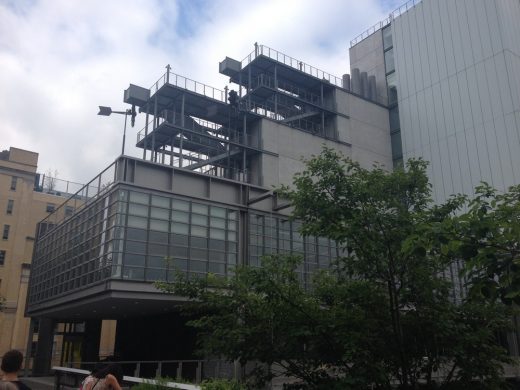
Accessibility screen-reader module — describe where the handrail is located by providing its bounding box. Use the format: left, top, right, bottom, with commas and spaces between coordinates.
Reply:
350, 0, 423, 47
242, 44, 343, 88
53, 366, 201, 390
150, 70, 226, 103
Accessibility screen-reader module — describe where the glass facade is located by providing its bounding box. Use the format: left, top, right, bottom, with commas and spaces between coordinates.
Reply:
28, 187, 238, 305
383, 24, 403, 168
248, 213, 340, 287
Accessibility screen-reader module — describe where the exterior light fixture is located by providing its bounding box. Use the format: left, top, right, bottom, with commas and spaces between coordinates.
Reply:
97, 105, 136, 155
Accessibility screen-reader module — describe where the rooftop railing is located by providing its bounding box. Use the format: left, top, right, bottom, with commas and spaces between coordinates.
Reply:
37, 161, 117, 236
242, 44, 343, 88
149, 70, 226, 102
350, 0, 423, 47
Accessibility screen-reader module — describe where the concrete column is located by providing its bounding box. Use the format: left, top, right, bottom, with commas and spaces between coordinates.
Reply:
351, 68, 361, 95
32, 318, 54, 376
81, 320, 102, 364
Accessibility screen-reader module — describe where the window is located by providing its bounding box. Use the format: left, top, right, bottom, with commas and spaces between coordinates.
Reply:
384, 49, 395, 74
6, 200, 14, 215
382, 26, 393, 50
0, 250, 5, 266
391, 132, 403, 159
390, 107, 400, 132
386, 72, 398, 106
65, 206, 74, 216
3, 225, 10, 240
10, 176, 17, 191
46, 203, 56, 213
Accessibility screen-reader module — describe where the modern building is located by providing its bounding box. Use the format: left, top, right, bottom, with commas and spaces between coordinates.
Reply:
350, 0, 520, 347
0, 148, 81, 359
25, 44, 392, 375
350, 0, 520, 203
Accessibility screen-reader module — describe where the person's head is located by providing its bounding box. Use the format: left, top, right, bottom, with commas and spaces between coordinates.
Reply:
93, 363, 123, 384
0, 350, 23, 374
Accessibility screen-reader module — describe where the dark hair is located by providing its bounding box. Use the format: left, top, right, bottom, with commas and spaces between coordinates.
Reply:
1, 350, 23, 373
93, 363, 123, 384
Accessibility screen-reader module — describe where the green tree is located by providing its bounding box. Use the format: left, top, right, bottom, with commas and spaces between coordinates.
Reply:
159, 148, 513, 389
415, 182, 520, 305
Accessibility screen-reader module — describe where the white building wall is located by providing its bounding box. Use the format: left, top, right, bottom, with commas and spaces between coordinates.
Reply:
392, 0, 520, 202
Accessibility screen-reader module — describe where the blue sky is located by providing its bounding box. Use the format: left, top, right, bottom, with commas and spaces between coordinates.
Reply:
0, 0, 399, 183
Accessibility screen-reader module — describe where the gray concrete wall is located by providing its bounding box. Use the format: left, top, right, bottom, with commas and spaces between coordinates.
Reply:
336, 89, 392, 169
349, 29, 387, 104
259, 119, 351, 188
392, 0, 520, 202
258, 90, 392, 188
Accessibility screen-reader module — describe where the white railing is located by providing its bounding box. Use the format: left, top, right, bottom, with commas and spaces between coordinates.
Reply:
242, 44, 343, 88
150, 71, 226, 102
350, 0, 423, 47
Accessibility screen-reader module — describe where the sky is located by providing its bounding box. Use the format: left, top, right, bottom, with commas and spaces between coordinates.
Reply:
0, 0, 401, 185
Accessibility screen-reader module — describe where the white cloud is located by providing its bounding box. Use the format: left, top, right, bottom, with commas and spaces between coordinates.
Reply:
0, 0, 393, 184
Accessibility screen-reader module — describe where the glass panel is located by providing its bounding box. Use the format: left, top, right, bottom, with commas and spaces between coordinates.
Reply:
127, 216, 148, 229
382, 26, 393, 50
190, 248, 208, 260
172, 198, 190, 211
210, 228, 226, 240
149, 230, 168, 243
128, 204, 148, 217
118, 190, 128, 201
191, 237, 208, 248
150, 219, 169, 232
208, 262, 225, 274
191, 225, 208, 237
172, 246, 188, 257
150, 207, 169, 220
209, 251, 226, 262
172, 258, 188, 270
210, 217, 226, 229
391, 131, 403, 158
151, 195, 170, 208
171, 223, 189, 235
228, 231, 237, 242
172, 210, 189, 223
209, 239, 226, 251
390, 107, 400, 132
385, 49, 395, 73
148, 255, 167, 268
228, 210, 237, 220
192, 214, 208, 226
126, 241, 146, 254
386, 72, 398, 106
227, 253, 237, 264
171, 233, 189, 245
192, 203, 208, 215
148, 243, 167, 256
129, 191, 149, 205
146, 268, 166, 281
210, 207, 226, 218
127, 228, 147, 241
123, 266, 145, 280
124, 254, 145, 266
190, 260, 207, 272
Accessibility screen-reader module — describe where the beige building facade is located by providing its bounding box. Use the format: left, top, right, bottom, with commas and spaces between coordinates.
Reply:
0, 147, 115, 361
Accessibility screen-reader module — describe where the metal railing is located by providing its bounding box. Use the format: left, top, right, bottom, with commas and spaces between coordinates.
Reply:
37, 161, 117, 238
251, 73, 322, 106
53, 366, 201, 390
34, 175, 84, 197
137, 113, 258, 149
350, 0, 423, 47
59, 359, 237, 383
242, 44, 343, 88
150, 71, 226, 102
